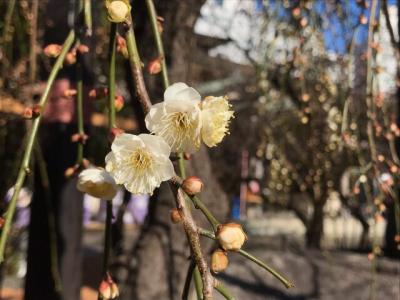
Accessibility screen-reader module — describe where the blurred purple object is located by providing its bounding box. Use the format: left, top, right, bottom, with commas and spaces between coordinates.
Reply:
128, 194, 149, 224
5, 187, 32, 228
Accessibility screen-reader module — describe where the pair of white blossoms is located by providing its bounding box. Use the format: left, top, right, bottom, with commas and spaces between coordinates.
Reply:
78, 83, 234, 198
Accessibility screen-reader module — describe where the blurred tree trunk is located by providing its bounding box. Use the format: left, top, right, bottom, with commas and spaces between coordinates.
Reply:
305, 185, 327, 249
122, 1, 230, 299
384, 0, 400, 258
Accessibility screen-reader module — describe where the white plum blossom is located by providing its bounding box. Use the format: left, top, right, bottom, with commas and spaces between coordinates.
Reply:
200, 96, 234, 147
77, 168, 118, 199
105, 133, 174, 195
145, 83, 202, 153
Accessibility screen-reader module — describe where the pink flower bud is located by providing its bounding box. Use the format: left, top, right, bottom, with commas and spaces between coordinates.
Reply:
216, 223, 247, 251
147, 57, 162, 75
63, 89, 77, 97
64, 51, 77, 65
181, 176, 203, 195
98, 274, 119, 299
44, 44, 62, 57
23, 104, 42, 119
109, 128, 125, 143
77, 44, 90, 54
114, 95, 124, 111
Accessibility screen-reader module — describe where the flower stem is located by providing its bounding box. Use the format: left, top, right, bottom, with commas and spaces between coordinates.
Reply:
193, 266, 203, 300
103, 202, 113, 274
145, 0, 169, 88
198, 228, 294, 289
76, 49, 85, 165
83, 0, 92, 36
124, 16, 152, 113
214, 281, 235, 300
190, 195, 219, 232
0, 30, 75, 263
100, 21, 118, 280
34, 144, 63, 293
237, 249, 294, 289
108, 23, 117, 128
182, 259, 196, 300
178, 152, 186, 178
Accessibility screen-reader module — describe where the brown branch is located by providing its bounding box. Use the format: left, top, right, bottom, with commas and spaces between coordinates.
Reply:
170, 185, 214, 300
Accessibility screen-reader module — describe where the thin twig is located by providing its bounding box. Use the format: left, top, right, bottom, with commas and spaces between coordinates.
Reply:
182, 259, 196, 300
193, 266, 204, 300
84, 0, 92, 36
145, 0, 170, 88
34, 144, 63, 293
198, 228, 294, 289
97, 23, 118, 300
0, 30, 75, 263
214, 280, 235, 300
108, 23, 118, 128
124, 17, 152, 114
29, 0, 39, 83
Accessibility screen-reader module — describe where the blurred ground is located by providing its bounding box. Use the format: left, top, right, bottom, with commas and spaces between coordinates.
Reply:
0, 212, 398, 300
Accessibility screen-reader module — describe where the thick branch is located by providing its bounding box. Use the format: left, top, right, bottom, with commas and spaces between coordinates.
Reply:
172, 186, 214, 300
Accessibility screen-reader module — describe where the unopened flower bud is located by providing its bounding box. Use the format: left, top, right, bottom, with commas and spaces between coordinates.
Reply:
106, 0, 131, 23
77, 44, 90, 54
44, 44, 62, 57
147, 57, 162, 74
89, 87, 108, 99
114, 95, 124, 111
156, 16, 164, 33
64, 165, 78, 178
71, 133, 89, 144
23, 104, 42, 119
116, 35, 129, 58
109, 127, 125, 142
64, 51, 77, 65
99, 273, 119, 300
170, 208, 182, 224
216, 223, 247, 251
0, 217, 4, 229
82, 158, 90, 168
63, 89, 77, 97
211, 249, 229, 273
182, 176, 203, 195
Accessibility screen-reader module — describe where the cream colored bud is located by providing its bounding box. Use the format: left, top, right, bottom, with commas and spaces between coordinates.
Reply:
107, 0, 131, 23
217, 223, 247, 251
211, 249, 229, 273
182, 176, 203, 195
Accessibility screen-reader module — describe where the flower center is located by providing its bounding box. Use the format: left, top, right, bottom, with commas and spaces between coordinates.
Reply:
129, 148, 152, 172
172, 112, 191, 131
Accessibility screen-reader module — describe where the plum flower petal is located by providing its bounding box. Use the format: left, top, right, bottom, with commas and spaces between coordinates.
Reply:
77, 168, 118, 199
200, 96, 234, 147
105, 133, 174, 195
145, 82, 202, 153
